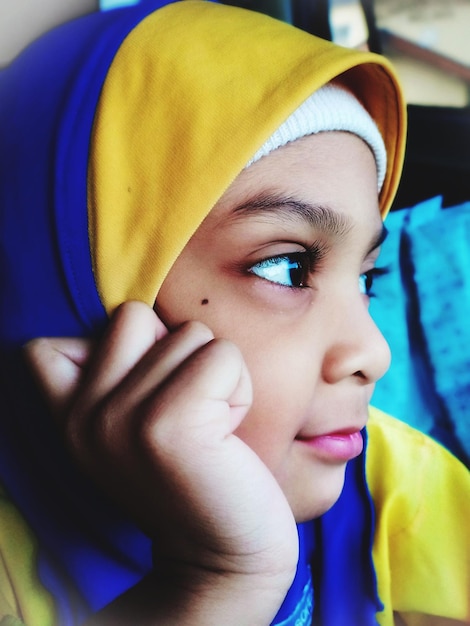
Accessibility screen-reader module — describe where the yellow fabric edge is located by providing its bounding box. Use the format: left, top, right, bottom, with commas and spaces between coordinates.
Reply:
0, 617, 25, 626
367, 407, 470, 625
0, 486, 56, 626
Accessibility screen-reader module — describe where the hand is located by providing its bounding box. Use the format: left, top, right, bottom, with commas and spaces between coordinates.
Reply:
25, 301, 298, 624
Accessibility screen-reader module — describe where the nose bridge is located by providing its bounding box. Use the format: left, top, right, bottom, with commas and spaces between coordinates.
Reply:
322, 295, 391, 385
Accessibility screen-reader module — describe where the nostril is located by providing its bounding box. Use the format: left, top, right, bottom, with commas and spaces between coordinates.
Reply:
353, 370, 366, 380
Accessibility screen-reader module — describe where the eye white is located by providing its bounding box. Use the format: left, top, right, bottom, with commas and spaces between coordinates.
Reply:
359, 274, 367, 294
251, 257, 300, 287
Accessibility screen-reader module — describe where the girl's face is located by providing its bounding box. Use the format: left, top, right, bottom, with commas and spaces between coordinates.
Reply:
156, 131, 391, 522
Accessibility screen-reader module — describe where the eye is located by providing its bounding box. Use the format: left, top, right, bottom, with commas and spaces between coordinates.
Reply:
359, 267, 388, 297
249, 252, 309, 288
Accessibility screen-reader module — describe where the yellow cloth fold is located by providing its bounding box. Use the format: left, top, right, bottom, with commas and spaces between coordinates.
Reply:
0, 618, 26, 626
0, 487, 56, 626
368, 408, 470, 625
88, 0, 406, 314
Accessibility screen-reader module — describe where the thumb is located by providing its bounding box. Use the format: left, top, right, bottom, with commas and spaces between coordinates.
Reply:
24, 337, 93, 416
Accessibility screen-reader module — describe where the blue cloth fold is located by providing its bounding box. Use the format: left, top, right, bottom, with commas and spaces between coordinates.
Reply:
272, 431, 382, 626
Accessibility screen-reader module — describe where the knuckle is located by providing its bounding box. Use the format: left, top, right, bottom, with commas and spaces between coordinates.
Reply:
63, 398, 117, 461
24, 336, 46, 353
110, 300, 159, 338
178, 319, 214, 343
113, 299, 152, 320
23, 337, 51, 365
204, 337, 242, 363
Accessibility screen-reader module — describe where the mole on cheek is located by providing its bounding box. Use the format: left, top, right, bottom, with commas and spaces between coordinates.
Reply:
201, 298, 209, 306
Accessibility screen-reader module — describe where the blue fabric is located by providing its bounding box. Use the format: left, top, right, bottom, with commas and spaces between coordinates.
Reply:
371, 196, 470, 466
272, 523, 315, 626
0, 2, 381, 623
271, 435, 382, 626
312, 431, 382, 625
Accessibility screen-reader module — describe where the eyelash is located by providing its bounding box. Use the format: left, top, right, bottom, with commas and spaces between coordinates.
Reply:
359, 266, 389, 298
249, 252, 389, 295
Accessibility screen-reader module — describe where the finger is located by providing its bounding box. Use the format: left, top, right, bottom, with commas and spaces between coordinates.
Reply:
76, 334, 241, 478
79, 301, 168, 406
143, 338, 253, 449
104, 319, 216, 413
24, 337, 93, 415
80, 320, 216, 456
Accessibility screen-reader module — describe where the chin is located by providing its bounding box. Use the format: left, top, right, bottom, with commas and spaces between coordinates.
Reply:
289, 464, 347, 523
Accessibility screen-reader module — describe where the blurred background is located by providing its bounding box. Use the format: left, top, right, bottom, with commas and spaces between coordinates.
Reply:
2, 0, 470, 109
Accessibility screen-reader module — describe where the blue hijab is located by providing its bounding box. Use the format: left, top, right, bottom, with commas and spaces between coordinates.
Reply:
0, 1, 383, 623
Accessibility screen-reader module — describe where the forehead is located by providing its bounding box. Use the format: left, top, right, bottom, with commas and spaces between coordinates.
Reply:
203, 132, 382, 233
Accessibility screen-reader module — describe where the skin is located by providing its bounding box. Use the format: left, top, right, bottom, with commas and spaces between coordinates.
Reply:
25, 130, 391, 624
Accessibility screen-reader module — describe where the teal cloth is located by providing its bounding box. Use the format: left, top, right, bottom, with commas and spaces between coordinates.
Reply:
371, 196, 470, 465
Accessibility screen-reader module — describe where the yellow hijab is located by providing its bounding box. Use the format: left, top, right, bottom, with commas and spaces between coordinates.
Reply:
88, 0, 406, 313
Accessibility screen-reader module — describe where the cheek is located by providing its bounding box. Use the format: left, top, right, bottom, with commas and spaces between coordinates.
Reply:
155, 280, 214, 329
231, 331, 319, 468
203, 301, 322, 440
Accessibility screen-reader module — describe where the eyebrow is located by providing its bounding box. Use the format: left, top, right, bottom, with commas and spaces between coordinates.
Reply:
231, 192, 388, 254
232, 193, 352, 239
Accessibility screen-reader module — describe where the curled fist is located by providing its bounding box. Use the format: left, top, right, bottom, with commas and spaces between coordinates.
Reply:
25, 301, 298, 624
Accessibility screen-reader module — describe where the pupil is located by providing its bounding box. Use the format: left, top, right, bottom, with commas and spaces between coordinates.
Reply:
289, 261, 303, 287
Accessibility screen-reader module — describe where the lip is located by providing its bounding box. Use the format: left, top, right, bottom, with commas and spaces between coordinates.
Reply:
295, 428, 364, 462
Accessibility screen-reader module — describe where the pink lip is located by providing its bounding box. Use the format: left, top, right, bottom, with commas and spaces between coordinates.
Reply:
296, 429, 364, 462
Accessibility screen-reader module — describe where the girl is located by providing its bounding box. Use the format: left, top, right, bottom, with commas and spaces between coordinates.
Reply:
0, 1, 468, 624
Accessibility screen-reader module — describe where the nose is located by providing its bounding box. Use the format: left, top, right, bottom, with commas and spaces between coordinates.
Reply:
321, 298, 391, 386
